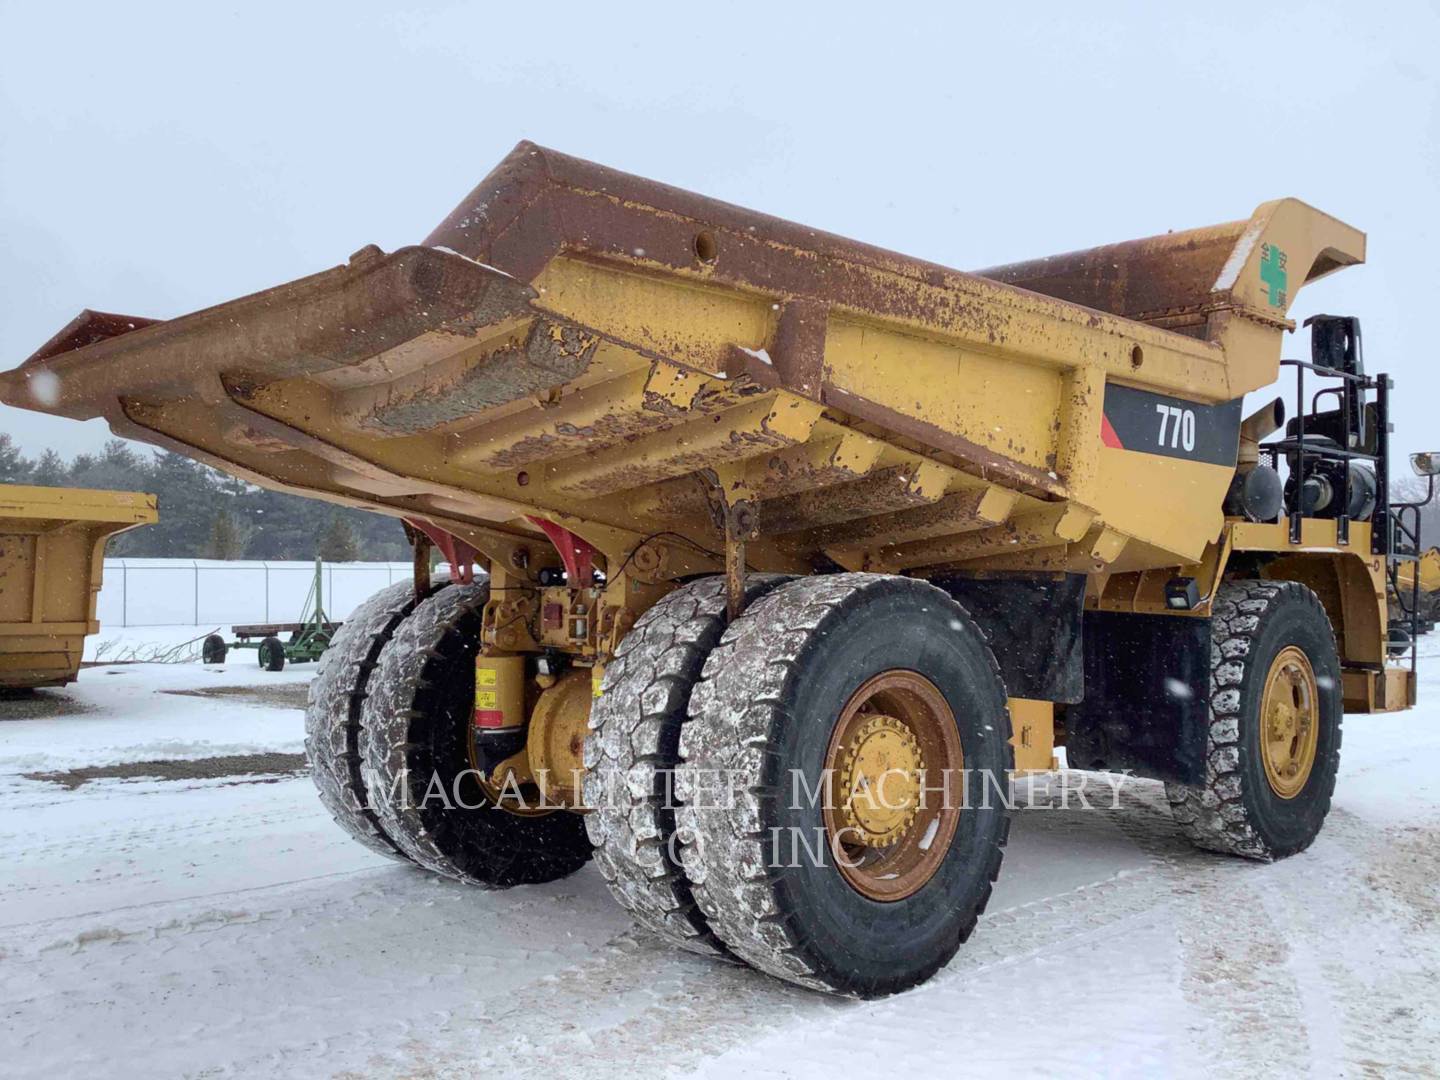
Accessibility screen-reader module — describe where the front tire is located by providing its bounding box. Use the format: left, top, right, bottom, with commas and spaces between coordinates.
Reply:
676, 573, 1012, 997
1165, 580, 1342, 860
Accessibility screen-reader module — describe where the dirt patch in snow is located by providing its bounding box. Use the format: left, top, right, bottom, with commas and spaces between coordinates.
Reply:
23, 752, 307, 790
0, 689, 94, 720
162, 684, 312, 710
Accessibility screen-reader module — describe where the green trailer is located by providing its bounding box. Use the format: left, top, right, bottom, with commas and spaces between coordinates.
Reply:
201, 558, 339, 671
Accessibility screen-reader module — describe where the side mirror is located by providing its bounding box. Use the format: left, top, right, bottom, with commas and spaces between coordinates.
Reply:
1410, 452, 1440, 477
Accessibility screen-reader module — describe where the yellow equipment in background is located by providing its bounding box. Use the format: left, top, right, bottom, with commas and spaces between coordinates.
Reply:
1392, 545, 1440, 634
0, 484, 157, 689
1394, 546, 1440, 596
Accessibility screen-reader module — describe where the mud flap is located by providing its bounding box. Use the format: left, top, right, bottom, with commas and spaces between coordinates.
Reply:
1064, 611, 1210, 785
929, 572, 1086, 703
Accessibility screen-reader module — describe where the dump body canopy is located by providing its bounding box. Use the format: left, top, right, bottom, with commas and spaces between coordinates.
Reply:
0, 484, 157, 688
0, 142, 1364, 583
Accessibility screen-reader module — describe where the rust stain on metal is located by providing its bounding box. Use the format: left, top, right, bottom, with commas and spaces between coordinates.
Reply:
25, 309, 161, 366
795, 486, 1013, 549
473, 372, 767, 472
361, 322, 597, 434
822, 390, 1066, 501
423, 143, 1158, 354
559, 422, 801, 499
976, 224, 1247, 325
756, 467, 933, 535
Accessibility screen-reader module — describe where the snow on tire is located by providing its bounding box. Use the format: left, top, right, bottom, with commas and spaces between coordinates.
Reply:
1165, 579, 1342, 860
362, 581, 591, 887
676, 573, 1012, 998
304, 577, 441, 862
582, 574, 789, 956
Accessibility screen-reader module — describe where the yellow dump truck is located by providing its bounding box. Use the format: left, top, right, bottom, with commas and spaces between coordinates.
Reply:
2, 142, 1432, 997
0, 484, 157, 689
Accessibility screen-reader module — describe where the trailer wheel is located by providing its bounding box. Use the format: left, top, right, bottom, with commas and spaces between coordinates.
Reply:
676, 573, 1012, 997
363, 581, 591, 887
584, 574, 790, 956
305, 578, 439, 862
202, 634, 227, 664
1165, 580, 1342, 860
258, 636, 286, 672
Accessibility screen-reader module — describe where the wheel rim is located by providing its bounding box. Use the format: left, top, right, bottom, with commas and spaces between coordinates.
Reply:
821, 670, 963, 902
1259, 646, 1319, 800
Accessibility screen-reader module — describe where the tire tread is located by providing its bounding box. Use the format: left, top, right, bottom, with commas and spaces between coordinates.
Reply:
675, 572, 1011, 996
1164, 579, 1342, 860
583, 574, 789, 956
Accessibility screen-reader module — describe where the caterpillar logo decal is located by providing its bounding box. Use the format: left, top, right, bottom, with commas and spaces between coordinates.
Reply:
1101, 384, 1243, 467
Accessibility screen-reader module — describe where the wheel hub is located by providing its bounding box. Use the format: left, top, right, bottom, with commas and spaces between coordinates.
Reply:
1259, 646, 1319, 800
821, 670, 964, 902
834, 714, 925, 847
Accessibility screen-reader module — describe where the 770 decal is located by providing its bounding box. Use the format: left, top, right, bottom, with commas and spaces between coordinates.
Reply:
1100, 384, 1242, 467
1153, 403, 1197, 453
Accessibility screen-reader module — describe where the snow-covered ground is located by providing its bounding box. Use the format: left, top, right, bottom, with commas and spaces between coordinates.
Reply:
3, 645, 1439, 1079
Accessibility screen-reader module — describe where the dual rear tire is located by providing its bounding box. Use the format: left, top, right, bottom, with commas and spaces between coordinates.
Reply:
587, 572, 1014, 998
360, 581, 590, 886
304, 577, 589, 886
582, 573, 792, 955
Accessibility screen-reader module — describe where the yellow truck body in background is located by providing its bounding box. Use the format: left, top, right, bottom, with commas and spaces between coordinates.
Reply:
0, 484, 157, 689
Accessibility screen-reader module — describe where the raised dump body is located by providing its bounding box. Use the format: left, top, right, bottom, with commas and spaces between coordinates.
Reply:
3, 143, 1418, 999
0, 484, 157, 689
0, 143, 1364, 588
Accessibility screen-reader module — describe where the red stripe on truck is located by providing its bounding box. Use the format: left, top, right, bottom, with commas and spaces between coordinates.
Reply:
1100, 414, 1124, 449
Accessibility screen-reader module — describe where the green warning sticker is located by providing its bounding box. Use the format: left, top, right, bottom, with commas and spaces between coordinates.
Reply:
1260, 242, 1288, 308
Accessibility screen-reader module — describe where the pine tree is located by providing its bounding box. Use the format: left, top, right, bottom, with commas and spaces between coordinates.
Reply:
70, 438, 144, 491
0, 434, 31, 482
206, 510, 247, 559
142, 451, 223, 556
318, 515, 360, 562
29, 449, 67, 487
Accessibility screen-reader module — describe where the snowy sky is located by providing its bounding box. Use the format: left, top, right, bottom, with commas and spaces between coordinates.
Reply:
2, 1, 1437, 461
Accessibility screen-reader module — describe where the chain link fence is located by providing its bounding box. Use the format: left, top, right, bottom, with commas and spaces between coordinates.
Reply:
97, 560, 418, 627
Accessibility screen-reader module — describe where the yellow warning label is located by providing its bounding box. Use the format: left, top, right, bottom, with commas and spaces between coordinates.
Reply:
476, 668, 498, 687
475, 689, 498, 710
